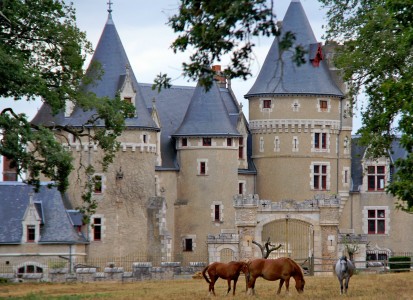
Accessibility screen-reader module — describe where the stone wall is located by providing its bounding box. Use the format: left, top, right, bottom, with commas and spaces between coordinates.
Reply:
0, 262, 207, 283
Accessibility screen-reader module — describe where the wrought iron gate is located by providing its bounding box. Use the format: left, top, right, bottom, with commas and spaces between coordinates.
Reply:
261, 218, 314, 262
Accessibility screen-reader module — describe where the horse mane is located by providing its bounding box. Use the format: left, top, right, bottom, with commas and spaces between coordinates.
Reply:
287, 258, 304, 278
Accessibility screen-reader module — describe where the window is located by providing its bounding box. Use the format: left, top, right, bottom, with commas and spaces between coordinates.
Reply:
263, 99, 271, 109
18, 265, 43, 274
143, 134, 147, 143
313, 164, 327, 190
184, 238, 193, 251
93, 218, 102, 241
182, 138, 187, 147
200, 162, 206, 175
367, 166, 385, 191
259, 137, 264, 152
314, 133, 327, 149
214, 205, 220, 222
94, 175, 102, 194
238, 137, 244, 159
227, 138, 232, 147
292, 136, 298, 152
239, 182, 244, 195
123, 97, 132, 103
368, 209, 385, 234
203, 138, 211, 146
320, 100, 328, 111
27, 226, 35, 242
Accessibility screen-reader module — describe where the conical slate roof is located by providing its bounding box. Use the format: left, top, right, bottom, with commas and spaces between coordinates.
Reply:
245, 0, 343, 98
32, 13, 158, 130
173, 82, 240, 137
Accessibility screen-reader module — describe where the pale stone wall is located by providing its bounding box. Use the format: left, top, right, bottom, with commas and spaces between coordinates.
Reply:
175, 137, 239, 261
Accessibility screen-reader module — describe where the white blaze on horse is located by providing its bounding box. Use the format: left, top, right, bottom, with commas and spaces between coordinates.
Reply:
335, 256, 355, 295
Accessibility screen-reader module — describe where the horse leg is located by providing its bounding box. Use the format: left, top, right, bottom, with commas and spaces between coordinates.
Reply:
285, 277, 290, 294
210, 276, 218, 296
225, 279, 231, 296
339, 278, 344, 295
344, 277, 350, 294
247, 276, 256, 296
277, 279, 284, 294
233, 278, 238, 296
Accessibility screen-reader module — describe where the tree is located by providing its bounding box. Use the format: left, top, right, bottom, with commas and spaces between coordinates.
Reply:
0, 0, 133, 217
319, 0, 413, 211
168, 0, 306, 90
252, 237, 282, 259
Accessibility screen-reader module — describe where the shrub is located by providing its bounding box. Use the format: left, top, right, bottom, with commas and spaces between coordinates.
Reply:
388, 256, 411, 272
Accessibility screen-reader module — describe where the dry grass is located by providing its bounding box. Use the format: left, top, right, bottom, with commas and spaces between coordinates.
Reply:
1, 272, 413, 299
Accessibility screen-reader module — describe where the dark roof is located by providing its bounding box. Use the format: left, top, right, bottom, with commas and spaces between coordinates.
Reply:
173, 82, 240, 137
32, 13, 158, 130
245, 0, 343, 98
0, 182, 87, 244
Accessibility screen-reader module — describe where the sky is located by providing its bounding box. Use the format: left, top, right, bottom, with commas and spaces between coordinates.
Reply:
0, 0, 363, 129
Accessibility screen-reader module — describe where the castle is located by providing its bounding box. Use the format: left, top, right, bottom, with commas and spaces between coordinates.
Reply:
1, 0, 412, 274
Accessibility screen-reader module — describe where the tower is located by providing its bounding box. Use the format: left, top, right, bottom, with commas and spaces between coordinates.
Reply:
245, 0, 352, 202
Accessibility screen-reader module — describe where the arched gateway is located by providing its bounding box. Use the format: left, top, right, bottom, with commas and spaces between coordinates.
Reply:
262, 218, 313, 261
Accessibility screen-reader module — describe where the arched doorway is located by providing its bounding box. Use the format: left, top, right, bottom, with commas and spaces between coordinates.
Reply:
261, 218, 313, 261
220, 248, 235, 263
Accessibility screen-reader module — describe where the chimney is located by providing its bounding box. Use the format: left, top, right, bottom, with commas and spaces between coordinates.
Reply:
211, 65, 227, 88
3, 156, 17, 181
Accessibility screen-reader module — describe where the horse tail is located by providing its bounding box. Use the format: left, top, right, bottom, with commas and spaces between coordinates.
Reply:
202, 265, 211, 284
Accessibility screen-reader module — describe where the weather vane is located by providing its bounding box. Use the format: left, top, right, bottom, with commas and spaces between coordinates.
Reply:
107, 0, 113, 13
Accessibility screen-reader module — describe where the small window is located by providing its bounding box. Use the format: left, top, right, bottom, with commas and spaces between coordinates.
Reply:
263, 99, 271, 109
238, 137, 244, 159
239, 182, 244, 195
320, 100, 328, 111
314, 133, 327, 149
124, 97, 132, 103
182, 138, 187, 147
27, 226, 35, 242
93, 218, 102, 241
227, 138, 232, 147
200, 162, 206, 175
203, 138, 211, 146
214, 205, 220, 222
184, 238, 193, 251
143, 134, 147, 143
94, 175, 102, 194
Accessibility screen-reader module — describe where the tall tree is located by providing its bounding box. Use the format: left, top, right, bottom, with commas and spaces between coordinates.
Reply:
319, 0, 413, 211
0, 0, 133, 215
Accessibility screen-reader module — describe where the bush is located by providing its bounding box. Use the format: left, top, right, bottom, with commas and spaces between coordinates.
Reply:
0, 277, 9, 284
388, 256, 411, 272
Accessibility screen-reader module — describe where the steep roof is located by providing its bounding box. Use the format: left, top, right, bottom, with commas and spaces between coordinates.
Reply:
173, 82, 240, 137
245, 0, 343, 98
0, 182, 87, 244
32, 13, 158, 130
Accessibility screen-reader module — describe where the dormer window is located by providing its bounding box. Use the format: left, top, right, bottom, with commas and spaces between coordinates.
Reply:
26, 225, 35, 242
123, 97, 132, 103
367, 166, 386, 191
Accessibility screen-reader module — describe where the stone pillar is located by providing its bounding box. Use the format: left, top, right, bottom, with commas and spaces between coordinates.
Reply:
234, 194, 259, 260
319, 199, 340, 272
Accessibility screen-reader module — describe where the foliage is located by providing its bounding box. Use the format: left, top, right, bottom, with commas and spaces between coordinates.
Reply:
319, 0, 413, 210
388, 256, 411, 271
0, 0, 133, 217
168, 0, 305, 90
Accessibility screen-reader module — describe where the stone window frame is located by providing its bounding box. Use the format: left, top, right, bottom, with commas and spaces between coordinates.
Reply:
291, 99, 301, 112
260, 98, 274, 112
90, 215, 105, 242
292, 136, 299, 152
317, 98, 331, 112
238, 180, 246, 195
274, 136, 280, 152
310, 161, 331, 191
259, 136, 264, 152
362, 206, 389, 235
211, 201, 224, 223
182, 234, 196, 252
197, 159, 208, 176
312, 130, 330, 153
93, 173, 105, 195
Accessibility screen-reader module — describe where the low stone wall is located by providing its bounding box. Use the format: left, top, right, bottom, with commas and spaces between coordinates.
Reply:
0, 262, 207, 283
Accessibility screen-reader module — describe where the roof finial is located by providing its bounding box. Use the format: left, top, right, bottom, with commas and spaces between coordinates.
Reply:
107, 0, 113, 14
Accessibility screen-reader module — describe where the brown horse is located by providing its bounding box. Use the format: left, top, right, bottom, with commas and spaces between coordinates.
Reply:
246, 257, 305, 295
202, 261, 248, 296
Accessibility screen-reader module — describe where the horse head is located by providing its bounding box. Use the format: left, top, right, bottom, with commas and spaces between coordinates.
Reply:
339, 256, 349, 273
